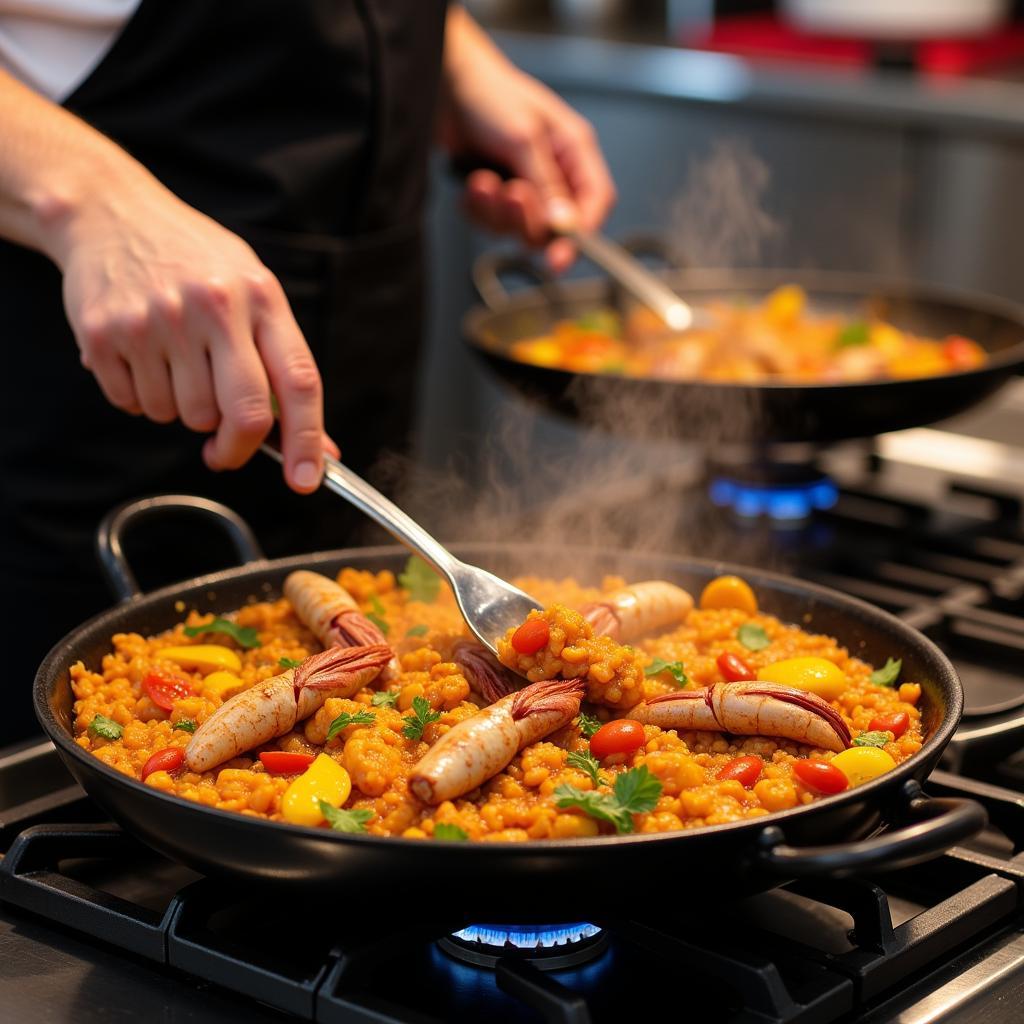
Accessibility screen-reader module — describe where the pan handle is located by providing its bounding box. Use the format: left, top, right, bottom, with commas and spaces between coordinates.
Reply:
754, 780, 986, 878
471, 251, 561, 312
97, 494, 265, 603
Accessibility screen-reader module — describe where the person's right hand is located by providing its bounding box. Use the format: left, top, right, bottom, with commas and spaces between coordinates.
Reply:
53, 178, 331, 493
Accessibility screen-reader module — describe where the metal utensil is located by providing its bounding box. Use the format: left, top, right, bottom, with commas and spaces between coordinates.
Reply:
261, 441, 539, 656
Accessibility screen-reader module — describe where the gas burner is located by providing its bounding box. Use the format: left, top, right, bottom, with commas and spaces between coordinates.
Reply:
710, 476, 839, 520
437, 922, 608, 970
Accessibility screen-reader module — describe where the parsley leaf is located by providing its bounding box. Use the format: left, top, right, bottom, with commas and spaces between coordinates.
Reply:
319, 800, 373, 834
566, 750, 604, 788
576, 712, 602, 739
399, 556, 440, 603
172, 720, 197, 734
326, 709, 375, 741
738, 623, 771, 651
88, 714, 123, 741
406, 624, 429, 637
278, 656, 303, 669
402, 695, 441, 740
366, 596, 389, 636
554, 765, 662, 835
371, 690, 400, 708
870, 657, 902, 688
184, 617, 260, 649
644, 658, 688, 687
434, 823, 468, 842
854, 730, 891, 748
835, 321, 870, 348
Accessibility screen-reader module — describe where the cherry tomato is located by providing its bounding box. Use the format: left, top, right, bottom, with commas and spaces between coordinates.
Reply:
143, 671, 193, 710
141, 747, 185, 781
590, 719, 646, 760
943, 335, 981, 371
511, 618, 550, 655
868, 711, 909, 739
716, 754, 763, 788
259, 751, 316, 774
717, 651, 755, 682
793, 759, 848, 795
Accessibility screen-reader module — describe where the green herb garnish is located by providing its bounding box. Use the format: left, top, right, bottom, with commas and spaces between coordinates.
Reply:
319, 800, 373, 834
363, 595, 389, 636
88, 714, 123, 741
278, 656, 303, 670
399, 556, 441, 604
405, 624, 429, 637
566, 750, 604, 788
326, 709, 376, 741
575, 310, 621, 337
738, 623, 771, 651
854, 730, 892, 748
172, 720, 197, 734
870, 657, 902, 688
835, 321, 870, 348
644, 658, 688, 688
433, 823, 469, 842
371, 690, 400, 708
554, 765, 662, 835
184, 617, 260, 649
576, 712, 602, 739
402, 695, 441, 741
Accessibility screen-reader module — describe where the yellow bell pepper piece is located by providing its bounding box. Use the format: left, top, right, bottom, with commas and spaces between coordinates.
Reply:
757, 657, 847, 701
281, 753, 352, 827
160, 645, 242, 674
831, 746, 896, 787
699, 575, 758, 615
764, 284, 806, 325
200, 670, 246, 702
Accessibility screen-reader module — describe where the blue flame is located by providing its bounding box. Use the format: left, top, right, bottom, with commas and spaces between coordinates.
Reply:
709, 477, 838, 520
452, 923, 602, 949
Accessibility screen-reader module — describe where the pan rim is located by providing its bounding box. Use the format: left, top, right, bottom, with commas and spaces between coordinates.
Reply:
35, 543, 962, 854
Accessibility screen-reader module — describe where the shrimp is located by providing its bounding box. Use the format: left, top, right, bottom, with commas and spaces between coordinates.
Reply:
409, 677, 585, 805
185, 645, 392, 772
629, 681, 851, 752
284, 570, 401, 680
580, 581, 693, 641
451, 639, 518, 705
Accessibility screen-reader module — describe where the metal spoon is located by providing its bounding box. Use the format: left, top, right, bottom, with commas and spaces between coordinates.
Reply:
261, 442, 539, 657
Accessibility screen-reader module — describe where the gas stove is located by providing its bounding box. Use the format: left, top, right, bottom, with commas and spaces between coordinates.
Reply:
4, 391, 1024, 1023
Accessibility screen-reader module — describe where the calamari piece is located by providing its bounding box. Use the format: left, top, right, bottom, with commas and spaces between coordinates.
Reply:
579, 581, 693, 641
409, 677, 585, 805
629, 681, 851, 752
451, 639, 518, 705
284, 570, 401, 680
185, 645, 392, 772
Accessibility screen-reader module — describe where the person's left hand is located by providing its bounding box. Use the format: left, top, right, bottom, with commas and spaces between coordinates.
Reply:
439, 15, 616, 272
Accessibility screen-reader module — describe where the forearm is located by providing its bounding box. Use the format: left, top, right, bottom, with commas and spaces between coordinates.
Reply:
0, 70, 163, 266
443, 4, 515, 84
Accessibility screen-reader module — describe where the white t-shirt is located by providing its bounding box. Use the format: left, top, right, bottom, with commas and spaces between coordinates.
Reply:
0, 0, 139, 101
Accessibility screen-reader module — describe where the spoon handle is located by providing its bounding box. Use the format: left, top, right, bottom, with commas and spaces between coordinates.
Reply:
260, 443, 459, 579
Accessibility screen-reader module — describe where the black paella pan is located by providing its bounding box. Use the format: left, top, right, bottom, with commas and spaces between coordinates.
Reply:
32, 496, 985, 917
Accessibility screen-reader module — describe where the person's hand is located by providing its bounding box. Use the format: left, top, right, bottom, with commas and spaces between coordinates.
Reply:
52, 177, 333, 492
439, 11, 616, 272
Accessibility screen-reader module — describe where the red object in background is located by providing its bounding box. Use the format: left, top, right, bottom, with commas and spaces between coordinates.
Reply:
682, 15, 1024, 77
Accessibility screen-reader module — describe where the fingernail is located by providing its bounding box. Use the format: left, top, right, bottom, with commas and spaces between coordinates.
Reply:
293, 460, 321, 490
545, 197, 576, 232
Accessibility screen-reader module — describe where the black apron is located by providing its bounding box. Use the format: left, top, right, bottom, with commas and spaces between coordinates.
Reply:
0, 0, 447, 740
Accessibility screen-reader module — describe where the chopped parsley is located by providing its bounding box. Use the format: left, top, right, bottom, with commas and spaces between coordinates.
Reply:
406, 624, 429, 637
172, 720, 197, 734
326, 709, 376, 741
319, 801, 373, 834
854, 731, 891, 748
88, 714, 123, 741
433, 823, 468, 842
644, 658, 688, 688
576, 712, 602, 739
371, 690, 400, 708
366, 595, 389, 635
184, 617, 260, 649
738, 623, 771, 651
402, 695, 441, 741
278, 656, 303, 670
835, 321, 870, 348
566, 750, 604, 788
870, 657, 902, 688
555, 765, 662, 835
399, 555, 440, 603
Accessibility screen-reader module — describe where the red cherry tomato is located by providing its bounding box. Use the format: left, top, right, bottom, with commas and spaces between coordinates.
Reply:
141, 747, 185, 780
259, 751, 316, 774
590, 719, 646, 760
868, 711, 909, 739
943, 335, 980, 371
716, 754, 763, 788
143, 671, 193, 710
717, 651, 755, 682
511, 618, 550, 655
793, 759, 848, 795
